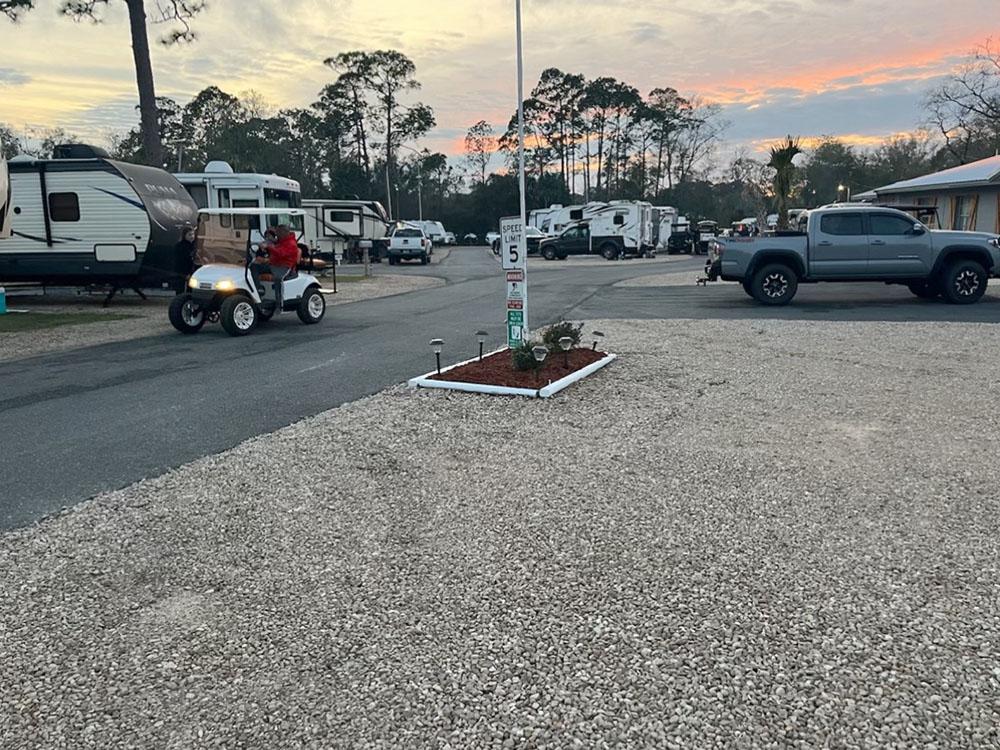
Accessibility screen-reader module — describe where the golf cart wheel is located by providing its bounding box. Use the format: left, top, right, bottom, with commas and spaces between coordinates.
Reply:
297, 288, 326, 324
600, 243, 619, 261
940, 259, 987, 304
542, 246, 557, 261
220, 295, 259, 336
907, 281, 940, 300
168, 294, 205, 334
751, 263, 798, 306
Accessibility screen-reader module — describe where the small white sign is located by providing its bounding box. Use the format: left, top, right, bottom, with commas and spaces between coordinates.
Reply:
500, 216, 526, 271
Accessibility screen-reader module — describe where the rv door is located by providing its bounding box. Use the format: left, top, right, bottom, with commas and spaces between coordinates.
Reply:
0, 159, 10, 239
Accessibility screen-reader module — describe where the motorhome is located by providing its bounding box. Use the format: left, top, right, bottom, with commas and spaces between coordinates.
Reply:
1, 147, 199, 290
418, 220, 447, 246
652, 206, 677, 250
0, 157, 10, 240
300, 198, 391, 262
174, 161, 300, 241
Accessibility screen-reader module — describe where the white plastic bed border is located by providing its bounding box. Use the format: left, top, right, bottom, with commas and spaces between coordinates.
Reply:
407, 346, 617, 399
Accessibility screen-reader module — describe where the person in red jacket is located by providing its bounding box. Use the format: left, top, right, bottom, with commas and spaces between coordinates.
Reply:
251, 225, 300, 312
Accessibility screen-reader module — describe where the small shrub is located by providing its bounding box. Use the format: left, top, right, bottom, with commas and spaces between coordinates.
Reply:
542, 321, 583, 350
511, 339, 542, 371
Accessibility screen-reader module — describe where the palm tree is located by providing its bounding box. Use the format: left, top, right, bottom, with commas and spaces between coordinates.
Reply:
768, 135, 802, 230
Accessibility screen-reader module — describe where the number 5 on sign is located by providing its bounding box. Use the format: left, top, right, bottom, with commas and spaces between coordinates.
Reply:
500, 216, 526, 271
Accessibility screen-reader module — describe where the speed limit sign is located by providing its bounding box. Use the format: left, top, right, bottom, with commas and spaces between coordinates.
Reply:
500, 216, 526, 271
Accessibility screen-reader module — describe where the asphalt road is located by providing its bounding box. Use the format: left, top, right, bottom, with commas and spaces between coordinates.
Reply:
3, 247, 1000, 529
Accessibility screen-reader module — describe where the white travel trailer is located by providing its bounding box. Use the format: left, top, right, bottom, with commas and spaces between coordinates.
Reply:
300, 198, 391, 262
1, 148, 199, 291
652, 206, 677, 249
174, 161, 300, 242
0, 157, 11, 240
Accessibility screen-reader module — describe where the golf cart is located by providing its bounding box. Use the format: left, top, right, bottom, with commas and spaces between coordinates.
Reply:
695, 220, 719, 255
169, 208, 329, 337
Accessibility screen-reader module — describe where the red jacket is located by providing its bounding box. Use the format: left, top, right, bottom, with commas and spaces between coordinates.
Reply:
269, 234, 300, 268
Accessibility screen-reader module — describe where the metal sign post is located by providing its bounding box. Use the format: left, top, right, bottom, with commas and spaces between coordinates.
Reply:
509, 0, 529, 348
500, 216, 527, 347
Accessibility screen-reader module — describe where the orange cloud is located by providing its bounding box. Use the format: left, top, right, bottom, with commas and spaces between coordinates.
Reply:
700, 38, 976, 106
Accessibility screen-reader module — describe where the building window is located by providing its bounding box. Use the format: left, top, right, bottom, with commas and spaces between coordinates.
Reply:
953, 195, 977, 230
915, 196, 938, 228
48, 192, 80, 222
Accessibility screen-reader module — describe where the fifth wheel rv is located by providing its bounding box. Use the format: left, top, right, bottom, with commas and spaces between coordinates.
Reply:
1, 146, 199, 290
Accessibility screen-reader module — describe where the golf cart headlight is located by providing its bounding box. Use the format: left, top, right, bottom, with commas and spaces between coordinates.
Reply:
188, 277, 199, 289
214, 279, 235, 291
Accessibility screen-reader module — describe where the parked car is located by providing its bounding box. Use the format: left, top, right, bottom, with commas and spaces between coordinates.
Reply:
443, 231, 457, 245
492, 225, 546, 255
706, 205, 1000, 305
387, 224, 431, 265
485, 231, 500, 249
463, 232, 478, 244
536, 223, 590, 260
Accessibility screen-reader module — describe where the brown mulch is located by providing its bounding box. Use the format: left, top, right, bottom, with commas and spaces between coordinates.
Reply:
429, 347, 607, 389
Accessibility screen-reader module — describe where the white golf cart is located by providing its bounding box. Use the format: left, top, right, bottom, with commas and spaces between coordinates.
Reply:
170, 208, 329, 337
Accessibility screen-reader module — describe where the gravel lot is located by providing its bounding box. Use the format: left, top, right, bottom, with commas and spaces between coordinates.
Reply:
0, 273, 443, 363
2, 317, 999, 747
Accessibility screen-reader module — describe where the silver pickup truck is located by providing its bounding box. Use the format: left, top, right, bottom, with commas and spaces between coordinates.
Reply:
705, 205, 1000, 305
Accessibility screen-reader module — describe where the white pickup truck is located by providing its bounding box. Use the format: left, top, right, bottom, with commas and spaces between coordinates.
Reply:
705, 205, 1000, 305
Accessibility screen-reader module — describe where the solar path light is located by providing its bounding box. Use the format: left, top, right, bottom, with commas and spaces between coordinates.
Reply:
532, 345, 549, 385
476, 330, 489, 361
559, 336, 573, 368
430, 338, 444, 375
591, 330, 605, 351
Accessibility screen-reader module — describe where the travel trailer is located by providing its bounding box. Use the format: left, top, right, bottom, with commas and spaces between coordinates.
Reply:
537, 201, 656, 259
174, 161, 300, 242
417, 220, 447, 246
300, 198, 391, 262
652, 206, 678, 250
0, 147, 199, 290
0, 157, 10, 240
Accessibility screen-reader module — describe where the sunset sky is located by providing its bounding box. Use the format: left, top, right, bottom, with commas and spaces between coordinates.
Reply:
0, 0, 997, 171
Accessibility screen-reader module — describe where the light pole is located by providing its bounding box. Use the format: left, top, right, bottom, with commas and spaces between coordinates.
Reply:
837, 184, 851, 203
399, 144, 424, 222
515, 0, 528, 335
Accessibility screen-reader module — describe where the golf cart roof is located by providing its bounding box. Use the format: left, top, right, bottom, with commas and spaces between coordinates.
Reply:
198, 208, 309, 217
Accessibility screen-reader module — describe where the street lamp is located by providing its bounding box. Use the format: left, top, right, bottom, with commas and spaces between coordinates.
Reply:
591, 330, 605, 351
558, 335, 573, 368
837, 184, 851, 203
475, 330, 489, 361
430, 338, 444, 375
399, 143, 425, 222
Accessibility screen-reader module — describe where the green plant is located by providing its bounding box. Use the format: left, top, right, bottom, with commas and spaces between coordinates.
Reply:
511, 339, 542, 371
542, 320, 583, 350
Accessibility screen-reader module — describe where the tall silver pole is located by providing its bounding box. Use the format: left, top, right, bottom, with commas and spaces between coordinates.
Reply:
384, 162, 393, 220
515, 0, 529, 335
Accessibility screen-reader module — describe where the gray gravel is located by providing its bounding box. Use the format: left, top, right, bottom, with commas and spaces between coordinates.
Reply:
2, 317, 1000, 748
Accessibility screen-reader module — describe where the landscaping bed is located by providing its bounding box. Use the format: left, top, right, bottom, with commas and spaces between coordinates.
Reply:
429, 346, 605, 388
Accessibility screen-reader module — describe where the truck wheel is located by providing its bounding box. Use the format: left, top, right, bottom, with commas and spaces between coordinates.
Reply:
741, 280, 755, 298
558, 253, 568, 261
421, 254, 429, 265
600, 243, 619, 260
297, 288, 326, 324
940, 259, 987, 304
907, 281, 940, 300
542, 246, 557, 260
750, 263, 798, 306
220, 295, 259, 336
168, 294, 205, 334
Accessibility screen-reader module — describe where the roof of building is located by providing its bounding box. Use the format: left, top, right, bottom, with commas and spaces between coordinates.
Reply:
874, 154, 1000, 195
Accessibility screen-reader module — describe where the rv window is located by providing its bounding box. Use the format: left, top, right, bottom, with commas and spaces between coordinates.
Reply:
48, 192, 80, 222
218, 189, 232, 227
327, 210, 356, 223
264, 189, 300, 210
186, 185, 209, 209
569, 209, 583, 221
613, 213, 625, 226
